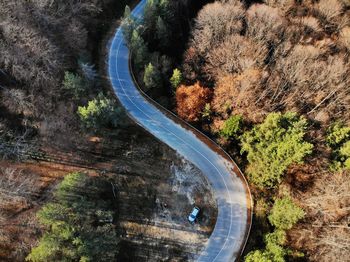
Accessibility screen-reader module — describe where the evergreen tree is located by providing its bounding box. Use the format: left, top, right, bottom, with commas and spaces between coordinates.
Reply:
143, 0, 159, 35
220, 115, 243, 139
170, 68, 182, 89
77, 94, 123, 131
26, 173, 119, 262
159, 0, 170, 17
326, 122, 350, 147
143, 63, 161, 89
130, 30, 149, 69
327, 122, 350, 170
202, 103, 212, 121
121, 5, 136, 44
62, 71, 85, 99
156, 16, 169, 48
268, 197, 305, 230
241, 112, 313, 188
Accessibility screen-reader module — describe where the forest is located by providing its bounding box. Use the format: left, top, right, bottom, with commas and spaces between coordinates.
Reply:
123, 0, 350, 261
0, 0, 349, 261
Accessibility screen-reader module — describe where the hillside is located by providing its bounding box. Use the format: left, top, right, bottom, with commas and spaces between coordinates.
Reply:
0, 0, 216, 261
123, 0, 350, 261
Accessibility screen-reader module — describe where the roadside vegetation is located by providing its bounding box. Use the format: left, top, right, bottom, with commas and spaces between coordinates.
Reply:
125, 0, 350, 260
1, 0, 349, 260
26, 173, 119, 262
0, 0, 131, 260
0, 0, 215, 261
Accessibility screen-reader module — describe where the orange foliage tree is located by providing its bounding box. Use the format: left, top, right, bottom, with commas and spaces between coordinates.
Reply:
175, 82, 212, 122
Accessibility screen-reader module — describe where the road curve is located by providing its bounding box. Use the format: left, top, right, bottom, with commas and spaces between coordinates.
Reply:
108, 1, 252, 261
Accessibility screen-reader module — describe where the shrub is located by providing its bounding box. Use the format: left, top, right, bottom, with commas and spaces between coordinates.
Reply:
268, 197, 305, 230
62, 71, 85, 99
220, 115, 243, 139
326, 122, 350, 147
241, 112, 313, 188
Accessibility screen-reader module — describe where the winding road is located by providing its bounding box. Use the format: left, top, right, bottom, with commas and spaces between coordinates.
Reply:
108, 0, 252, 261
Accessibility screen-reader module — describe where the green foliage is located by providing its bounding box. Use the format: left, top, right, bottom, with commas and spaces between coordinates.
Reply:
156, 16, 169, 48
245, 250, 272, 262
327, 122, 350, 171
268, 197, 305, 230
241, 112, 313, 188
130, 30, 149, 69
159, 0, 171, 18
143, 0, 159, 32
326, 122, 350, 147
220, 115, 243, 139
245, 230, 287, 262
26, 173, 119, 262
77, 94, 123, 131
170, 68, 182, 89
202, 103, 212, 120
62, 71, 85, 99
339, 141, 350, 170
143, 63, 161, 89
121, 5, 136, 44
245, 198, 303, 262
265, 230, 286, 246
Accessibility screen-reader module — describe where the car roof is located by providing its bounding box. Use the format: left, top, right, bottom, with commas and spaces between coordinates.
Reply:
191, 207, 200, 215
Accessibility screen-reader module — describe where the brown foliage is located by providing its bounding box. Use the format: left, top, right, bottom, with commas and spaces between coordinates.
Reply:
212, 70, 268, 122
175, 82, 212, 122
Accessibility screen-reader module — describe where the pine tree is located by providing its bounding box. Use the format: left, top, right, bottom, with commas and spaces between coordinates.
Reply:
170, 68, 182, 89
268, 197, 305, 230
62, 71, 85, 99
130, 30, 149, 69
143, 63, 161, 89
121, 5, 136, 44
156, 16, 169, 48
241, 112, 313, 188
220, 115, 243, 139
143, 0, 159, 34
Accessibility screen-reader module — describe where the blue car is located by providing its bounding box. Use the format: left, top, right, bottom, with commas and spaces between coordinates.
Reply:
188, 206, 200, 223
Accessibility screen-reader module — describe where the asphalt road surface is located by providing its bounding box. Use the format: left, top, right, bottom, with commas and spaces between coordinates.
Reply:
108, 1, 252, 261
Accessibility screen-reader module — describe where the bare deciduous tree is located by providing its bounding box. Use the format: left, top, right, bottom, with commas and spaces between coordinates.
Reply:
262, 0, 294, 13
204, 34, 268, 80
190, 0, 245, 54
246, 4, 286, 45
290, 172, 350, 261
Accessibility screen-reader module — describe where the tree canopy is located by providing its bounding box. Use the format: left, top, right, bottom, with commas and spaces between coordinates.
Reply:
77, 94, 123, 131
241, 112, 313, 188
220, 115, 243, 139
175, 82, 212, 122
170, 68, 182, 90
268, 197, 305, 230
26, 173, 119, 262
143, 63, 161, 89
